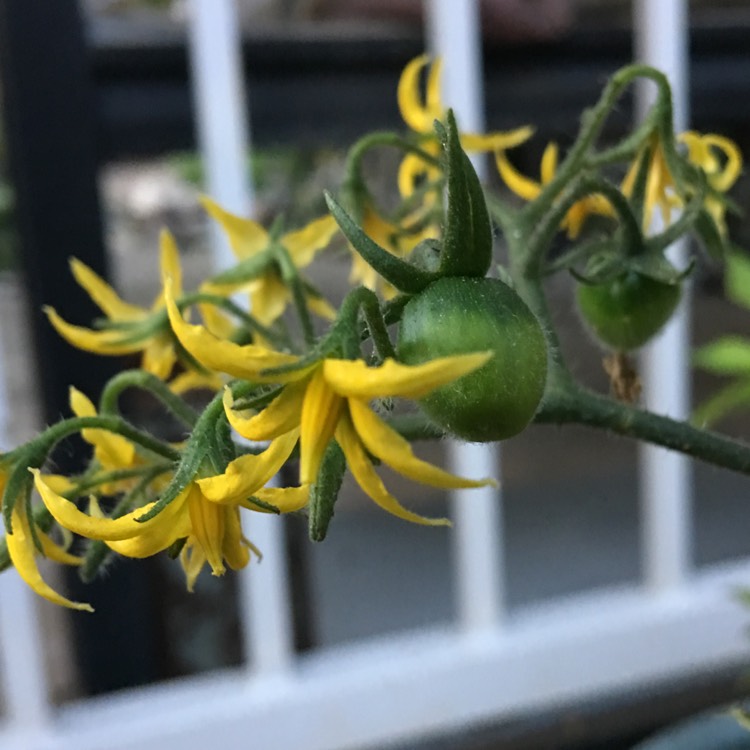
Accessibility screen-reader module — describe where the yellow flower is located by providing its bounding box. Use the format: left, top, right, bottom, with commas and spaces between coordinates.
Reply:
165, 292, 495, 523
45, 231, 184, 379
397, 55, 533, 198
200, 197, 338, 328
622, 131, 742, 232
31, 427, 307, 596
495, 142, 614, 238
3, 466, 92, 611
621, 136, 679, 229
678, 131, 742, 234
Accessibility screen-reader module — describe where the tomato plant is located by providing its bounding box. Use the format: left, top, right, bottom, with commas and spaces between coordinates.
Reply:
397, 276, 548, 442
576, 271, 681, 351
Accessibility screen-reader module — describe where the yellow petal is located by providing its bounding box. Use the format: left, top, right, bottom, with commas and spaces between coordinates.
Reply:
426, 57, 443, 117
251, 485, 309, 513
322, 353, 492, 400
187, 485, 225, 576
33, 468, 186, 542
169, 369, 224, 395
306, 292, 337, 321
45, 307, 144, 356
348, 398, 496, 489
159, 229, 184, 298
103, 494, 190, 559
398, 55, 440, 133
335, 414, 449, 526
164, 278, 299, 380
300, 369, 345, 485
38, 531, 84, 566
6, 503, 93, 611
222, 507, 251, 570
141, 335, 177, 380
180, 539, 207, 592
495, 151, 542, 202
461, 126, 534, 153
200, 195, 269, 259
248, 276, 289, 327
398, 150, 441, 198
540, 142, 559, 185
224, 381, 306, 441
282, 214, 338, 269
197, 428, 300, 504
69, 387, 137, 469
70, 258, 144, 321
702, 134, 742, 192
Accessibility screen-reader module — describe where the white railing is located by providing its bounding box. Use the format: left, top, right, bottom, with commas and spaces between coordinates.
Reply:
1, 1, 749, 748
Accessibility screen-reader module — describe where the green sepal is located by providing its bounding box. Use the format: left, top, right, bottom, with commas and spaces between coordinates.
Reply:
325, 191, 438, 295
694, 209, 729, 260
135, 394, 228, 522
438, 111, 493, 278
246, 495, 281, 514
628, 252, 692, 285
572, 249, 628, 285
206, 248, 275, 288
309, 439, 346, 542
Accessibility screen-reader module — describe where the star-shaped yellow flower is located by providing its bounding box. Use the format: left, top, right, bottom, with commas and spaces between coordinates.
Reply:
45, 231, 184, 379
164, 285, 495, 525
495, 142, 614, 238
31, 426, 307, 598
200, 197, 338, 329
397, 55, 533, 198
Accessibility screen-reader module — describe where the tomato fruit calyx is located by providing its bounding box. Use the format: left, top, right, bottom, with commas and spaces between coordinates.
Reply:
576, 270, 681, 351
326, 111, 492, 296
397, 276, 548, 442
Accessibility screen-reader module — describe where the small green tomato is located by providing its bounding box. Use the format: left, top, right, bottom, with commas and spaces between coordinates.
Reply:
576, 271, 681, 351
397, 276, 548, 442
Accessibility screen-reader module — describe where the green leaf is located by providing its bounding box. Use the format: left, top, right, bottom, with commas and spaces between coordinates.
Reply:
325, 192, 437, 295
440, 110, 492, 278
309, 440, 346, 542
726, 252, 750, 309
693, 336, 750, 375
692, 379, 750, 427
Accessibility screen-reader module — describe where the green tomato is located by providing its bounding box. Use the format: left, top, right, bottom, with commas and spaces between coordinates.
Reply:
397, 276, 548, 442
576, 272, 681, 351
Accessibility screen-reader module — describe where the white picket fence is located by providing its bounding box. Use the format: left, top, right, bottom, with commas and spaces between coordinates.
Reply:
1, 1, 750, 748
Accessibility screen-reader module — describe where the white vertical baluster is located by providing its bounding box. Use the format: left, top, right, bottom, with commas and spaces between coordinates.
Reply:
0, 573, 51, 733
187, 0, 254, 264
425, 0, 504, 631
634, 0, 692, 591
187, 0, 294, 674
0, 348, 50, 733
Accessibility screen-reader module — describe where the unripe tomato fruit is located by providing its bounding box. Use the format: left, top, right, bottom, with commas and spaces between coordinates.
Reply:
576, 272, 681, 351
397, 276, 547, 442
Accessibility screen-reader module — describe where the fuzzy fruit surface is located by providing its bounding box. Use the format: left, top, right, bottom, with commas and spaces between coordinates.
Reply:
576, 272, 681, 351
397, 276, 548, 442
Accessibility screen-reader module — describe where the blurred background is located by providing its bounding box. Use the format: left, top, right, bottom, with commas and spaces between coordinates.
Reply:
2, 1, 750, 748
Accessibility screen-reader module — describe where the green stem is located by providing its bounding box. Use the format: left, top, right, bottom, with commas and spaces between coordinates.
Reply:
275, 245, 315, 347
519, 65, 670, 231
99, 370, 199, 427
35, 416, 180, 463
536, 383, 750, 476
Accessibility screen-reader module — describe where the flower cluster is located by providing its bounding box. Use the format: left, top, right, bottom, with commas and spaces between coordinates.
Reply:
0, 57, 743, 611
